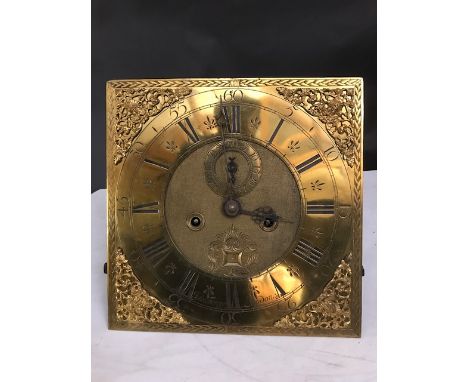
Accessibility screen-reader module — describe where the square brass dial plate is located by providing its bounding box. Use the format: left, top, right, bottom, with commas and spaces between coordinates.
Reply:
106, 77, 363, 337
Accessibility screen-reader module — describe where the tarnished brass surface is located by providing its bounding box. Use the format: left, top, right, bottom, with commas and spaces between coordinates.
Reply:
107, 78, 363, 336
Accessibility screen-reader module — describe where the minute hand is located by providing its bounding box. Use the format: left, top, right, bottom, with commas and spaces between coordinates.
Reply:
218, 96, 234, 197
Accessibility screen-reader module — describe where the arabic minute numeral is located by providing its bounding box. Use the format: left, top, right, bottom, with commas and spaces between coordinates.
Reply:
324, 146, 340, 161
222, 89, 243, 102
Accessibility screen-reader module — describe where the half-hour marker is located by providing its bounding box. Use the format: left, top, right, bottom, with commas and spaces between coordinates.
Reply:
143, 238, 171, 268
143, 158, 169, 170
306, 201, 335, 215
268, 118, 284, 144
270, 274, 287, 297
225, 282, 241, 309
178, 117, 200, 143
223, 105, 241, 133
295, 154, 322, 173
293, 239, 324, 267
178, 270, 199, 299
132, 201, 160, 214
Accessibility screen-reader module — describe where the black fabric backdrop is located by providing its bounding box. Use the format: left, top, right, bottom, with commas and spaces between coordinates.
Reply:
92, 0, 376, 192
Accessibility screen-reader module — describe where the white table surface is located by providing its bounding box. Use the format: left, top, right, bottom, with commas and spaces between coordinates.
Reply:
92, 171, 376, 382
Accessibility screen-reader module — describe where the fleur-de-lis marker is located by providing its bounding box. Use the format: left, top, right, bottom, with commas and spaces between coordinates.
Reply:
165, 140, 178, 152
310, 179, 325, 191
287, 266, 300, 278
250, 117, 261, 130
143, 177, 156, 188
203, 285, 215, 299
142, 223, 155, 233
250, 284, 260, 298
313, 227, 325, 239
164, 262, 176, 275
287, 140, 301, 152
203, 116, 218, 130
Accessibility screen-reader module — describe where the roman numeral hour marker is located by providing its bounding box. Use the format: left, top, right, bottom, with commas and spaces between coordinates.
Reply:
293, 239, 324, 267
306, 201, 335, 215
132, 201, 160, 214
178, 117, 200, 143
295, 154, 322, 173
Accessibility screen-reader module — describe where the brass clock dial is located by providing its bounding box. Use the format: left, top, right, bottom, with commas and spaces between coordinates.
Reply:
107, 78, 363, 336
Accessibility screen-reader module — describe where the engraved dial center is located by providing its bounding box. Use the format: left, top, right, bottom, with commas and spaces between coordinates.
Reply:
164, 138, 302, 278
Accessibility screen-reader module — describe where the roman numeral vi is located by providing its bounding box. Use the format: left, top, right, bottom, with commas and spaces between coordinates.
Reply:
293, 239, 324, 267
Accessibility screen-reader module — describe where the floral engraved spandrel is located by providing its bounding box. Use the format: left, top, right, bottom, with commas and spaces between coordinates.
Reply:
250, 117, 261, 130
310, 179, 325, 191
203, 116, 218, 130
276, 87, 356, 167
165, 140, 178, 152
287, 140, 301, 153
110, 87, 191, 165
274, 255, 352, 330
113, 248, 187, 324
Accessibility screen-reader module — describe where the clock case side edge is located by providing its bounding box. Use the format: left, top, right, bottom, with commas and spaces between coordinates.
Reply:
349, 78, 364, 337
106, 81, 119, 330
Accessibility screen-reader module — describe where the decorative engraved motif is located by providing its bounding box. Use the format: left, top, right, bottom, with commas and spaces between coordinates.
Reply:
143, 176, 157, 189
141, 223, 155, 233
114, 248, 187, 324
203, 285, 216, 300
164, 262, 177, 275
250, 116, 261, 130
250, 284, 261, 298
110, 87, 191, 164
276, 87, 357, 167
207, 225, 257, 277
351, 80, 363, 334
108, 78, 361, 89
310, 179, 325, 191
287, 140, 301, 153
203, 115, 218, 130
312, 227, 325, 239
165, 140, 178, 152
286, 265, 300, 278
275, 255, 352, 329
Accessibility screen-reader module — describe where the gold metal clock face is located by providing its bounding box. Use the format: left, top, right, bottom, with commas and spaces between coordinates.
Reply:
107, 78, 363, 336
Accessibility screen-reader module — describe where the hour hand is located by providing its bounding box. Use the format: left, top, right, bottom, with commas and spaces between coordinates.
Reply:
227, 156, 238, 185
239, 206, 294, 225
